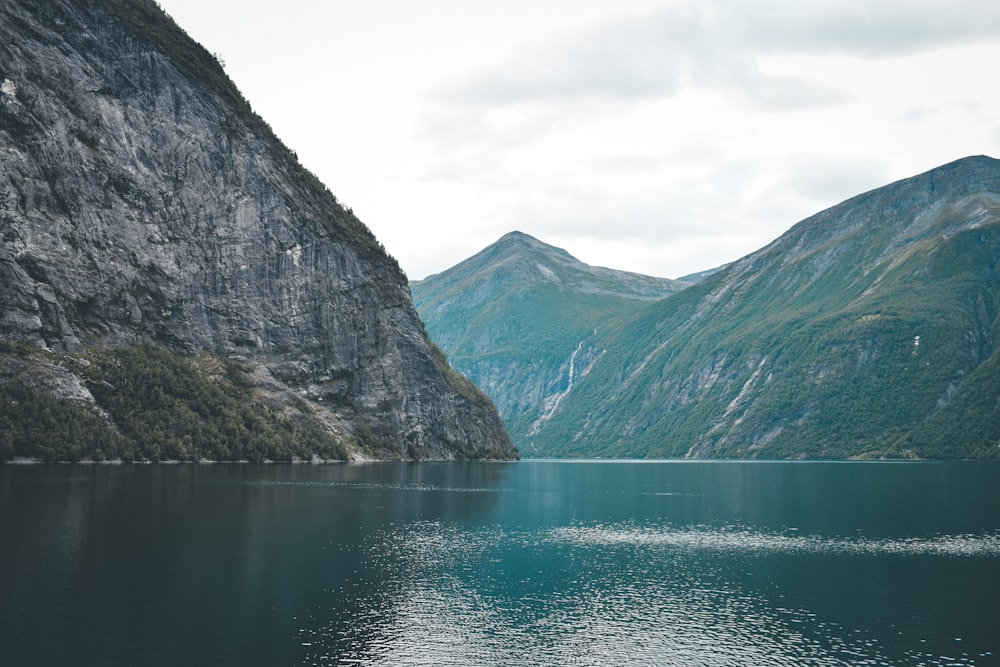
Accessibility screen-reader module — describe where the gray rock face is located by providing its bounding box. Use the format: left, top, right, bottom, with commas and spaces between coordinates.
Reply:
0, 0, 515, 460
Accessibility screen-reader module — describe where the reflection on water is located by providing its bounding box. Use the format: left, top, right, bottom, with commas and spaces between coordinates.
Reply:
552, 523, 1000, 557
314, 520, 999, 667
2, 461, 999, 667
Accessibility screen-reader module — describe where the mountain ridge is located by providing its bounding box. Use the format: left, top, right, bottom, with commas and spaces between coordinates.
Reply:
417, 156, 1000, 459
539, 155, 1000, 459
414, 230, 689, 303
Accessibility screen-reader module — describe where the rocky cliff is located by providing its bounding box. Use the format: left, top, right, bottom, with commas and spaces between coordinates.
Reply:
0, 0, 516, 461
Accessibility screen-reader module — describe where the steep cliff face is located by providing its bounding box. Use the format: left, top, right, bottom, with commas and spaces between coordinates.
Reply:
0, 0, 515, 461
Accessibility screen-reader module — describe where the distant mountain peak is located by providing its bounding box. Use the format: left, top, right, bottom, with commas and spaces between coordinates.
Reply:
430, 232, 688, 300
498, 230, 536, 242
490, 231, 576, 262
410, 232, 692, 447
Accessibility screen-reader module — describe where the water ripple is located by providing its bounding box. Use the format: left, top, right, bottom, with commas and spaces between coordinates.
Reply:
549, 524, 1000, 557
300, 521, 1000, 666
224, 479, 503, 493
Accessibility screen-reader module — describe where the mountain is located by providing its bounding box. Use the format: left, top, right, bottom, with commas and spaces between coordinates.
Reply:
417, 158, 1000, 460
0, 0, 516, 462
530, 156, 1000, 459
410, 231, 688, 451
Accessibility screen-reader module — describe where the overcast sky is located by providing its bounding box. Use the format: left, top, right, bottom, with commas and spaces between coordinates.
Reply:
154, 0, 1000, 280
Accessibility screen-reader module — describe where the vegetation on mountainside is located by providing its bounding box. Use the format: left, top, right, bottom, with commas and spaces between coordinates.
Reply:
412, 233, 684, 449
0, 376, 124, 463
0, 343, 348, 462
428, 340, 495, 412
532, 178, 1000, 460
446, 279, 649, 439
418, 160, 1000, 460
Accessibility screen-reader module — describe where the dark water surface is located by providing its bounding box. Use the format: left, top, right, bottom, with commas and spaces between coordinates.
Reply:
1, 461, 998, 666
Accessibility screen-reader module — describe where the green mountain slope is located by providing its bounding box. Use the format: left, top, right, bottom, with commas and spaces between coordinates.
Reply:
410, 232, 688, 452
532, 156, 1000, 459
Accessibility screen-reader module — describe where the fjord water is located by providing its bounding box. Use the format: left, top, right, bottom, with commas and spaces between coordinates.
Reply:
1, 462, 998, 666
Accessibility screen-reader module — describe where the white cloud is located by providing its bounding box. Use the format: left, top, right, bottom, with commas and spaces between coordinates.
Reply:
155, 0, 1000, 280
726, 0, 1000, 57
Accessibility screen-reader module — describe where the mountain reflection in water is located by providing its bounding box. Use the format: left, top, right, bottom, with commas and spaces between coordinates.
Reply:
1, 461, 997, 666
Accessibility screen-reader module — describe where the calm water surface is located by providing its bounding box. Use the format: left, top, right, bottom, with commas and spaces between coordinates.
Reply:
1, 461, 998, 666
